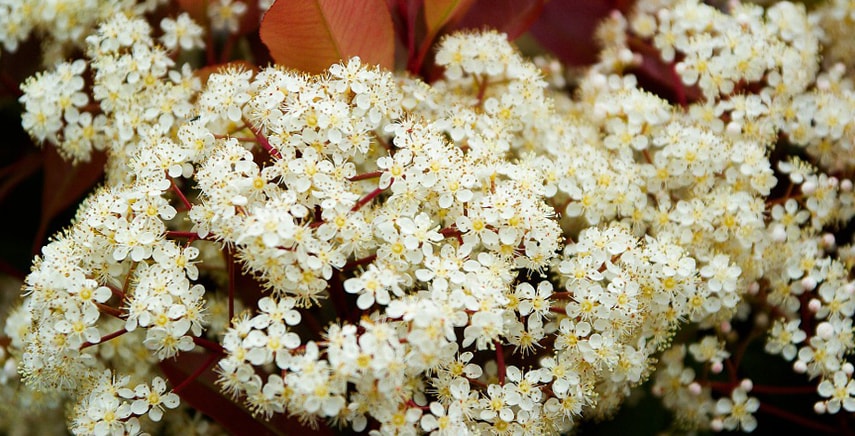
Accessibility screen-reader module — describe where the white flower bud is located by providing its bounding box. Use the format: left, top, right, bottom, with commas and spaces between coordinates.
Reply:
710, 418, 724, 432
802, 180, 817, 195
770, 224, 787, 242
816, 322, 835, 340
808, 298, 822, 313
801, 276, 817, 291
748, 282, 760, 295
711, 361, 724, 374
688, 382, 702, 395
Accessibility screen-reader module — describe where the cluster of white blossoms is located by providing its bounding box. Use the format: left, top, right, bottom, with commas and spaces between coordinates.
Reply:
3, 0, 855, 435
0, 0, 167, 64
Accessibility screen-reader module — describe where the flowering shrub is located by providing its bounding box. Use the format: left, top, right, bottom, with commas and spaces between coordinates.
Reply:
1, 0, 855, 435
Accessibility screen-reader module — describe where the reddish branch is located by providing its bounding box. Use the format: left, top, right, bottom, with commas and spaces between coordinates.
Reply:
80, 328, 128, 350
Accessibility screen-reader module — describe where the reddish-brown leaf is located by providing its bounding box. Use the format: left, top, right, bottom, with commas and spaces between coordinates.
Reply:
448, 0, 546, 40
35, 147, 105, 251
528, 0, 619, 66
160, 352, 334, 435
0, 150, 42, 205
259, 0, 395, 74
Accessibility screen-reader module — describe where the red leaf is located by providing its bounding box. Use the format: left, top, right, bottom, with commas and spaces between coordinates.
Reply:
34, 146, 105, 251
528, 0, 617, 66
160, 352, 333, 435
448, 0, 546, 40
259, 0, 395, 74
0, 150, 42, 205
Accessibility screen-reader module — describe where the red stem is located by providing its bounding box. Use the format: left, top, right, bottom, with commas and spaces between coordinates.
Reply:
549, 306, 567, 315
165, 231, 218, 243
707, 381, 817, 395
80, 328, 128, 350
348, 171, 383, 182
244, 119, 282, 159
172, 351, 221, 394
351, 182, 390, 212
170, 177, 193, 211
226, 247, 235, 322
758, 402, 838, 434
96, 303, 126, 319
193, 336, 227, 355
495, 340, 506, 386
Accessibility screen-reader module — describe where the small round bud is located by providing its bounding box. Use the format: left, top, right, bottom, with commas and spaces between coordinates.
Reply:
748, 282, 760, 295
842, 362, 854, 376
720, 321, 732, 334
711, 361, 724, 374
822, 233, 836, 248
688, 382, 702, 395
726, 122, 742, 137
794, 360, 808, 374
771, 224, 787, 242
740, 379, 753, 392
816, 322, 835, 340
802, 180, 817, 195
816, 77, 830, 91
814, 401, 827, 414
710, 418, 724, 432
618, 48, 635, 64
801, 277, 817, 291
808, 298, 822, 313
840, 179, 852, 192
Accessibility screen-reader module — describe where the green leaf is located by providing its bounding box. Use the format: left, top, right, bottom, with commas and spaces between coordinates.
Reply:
424, 0, 475, 39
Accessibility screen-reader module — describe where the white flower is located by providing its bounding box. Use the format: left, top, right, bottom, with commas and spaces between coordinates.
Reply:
715, 387, 760, 432
130, 377, 180, 422
160, 13, 204, 51
817, 371, 855, 414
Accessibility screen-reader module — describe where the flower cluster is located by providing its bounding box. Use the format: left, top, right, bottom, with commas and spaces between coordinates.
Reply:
1, 0, 855, 435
